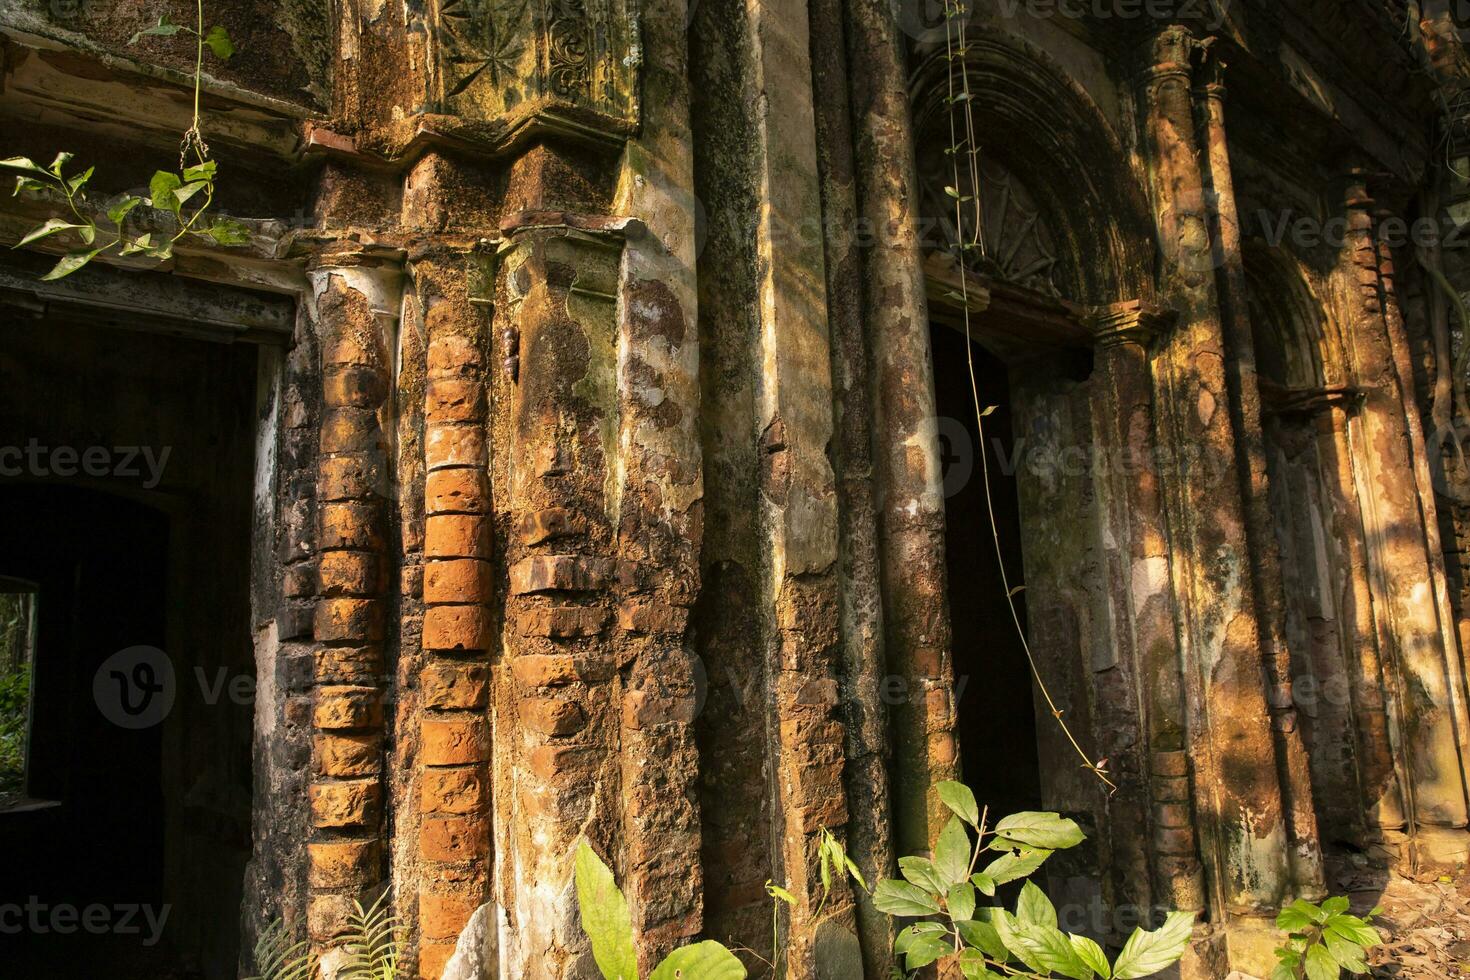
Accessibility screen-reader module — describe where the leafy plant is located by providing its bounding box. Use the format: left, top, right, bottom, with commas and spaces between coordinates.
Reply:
1271, 897, 1382, 980
245, 919, 318, 980
575, 839, 747, 979
1, 0, 248, 280
866, 781, 1194, 979
0, 663, 31, 796
343, 890, 404, 980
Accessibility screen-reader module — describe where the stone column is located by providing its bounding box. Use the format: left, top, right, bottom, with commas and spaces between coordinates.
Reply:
1086, 302, 1207, 921
1136, 25, 1293, 947
1196, 46, 1325, 897
306, 247, 402, 971
1334, 173, 1470, 868
412, 245, 496, 979
844, 0, 960, 857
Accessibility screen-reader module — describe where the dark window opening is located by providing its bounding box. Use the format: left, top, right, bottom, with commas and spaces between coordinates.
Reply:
931, 323, 1044, 818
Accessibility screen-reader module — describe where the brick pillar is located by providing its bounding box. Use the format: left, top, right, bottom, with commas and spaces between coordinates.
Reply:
1335, 174, 1470, 869
1087, 302, 1207, 922
844, 0, 960, 857
1137, 24, 1293, 940
1197, 46, 1326, 898
306, 248, 401, 967
413, 246, 495, 979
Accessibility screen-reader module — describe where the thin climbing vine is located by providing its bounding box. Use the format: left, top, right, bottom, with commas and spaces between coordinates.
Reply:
939, 0, 1115, 792
1, 0, 247, 280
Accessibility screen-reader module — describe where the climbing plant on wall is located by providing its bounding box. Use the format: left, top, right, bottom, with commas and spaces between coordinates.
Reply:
1, 0, 248, 280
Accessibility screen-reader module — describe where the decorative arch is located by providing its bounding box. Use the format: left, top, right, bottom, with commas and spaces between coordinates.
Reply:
909, 32, 1158, 308
1243, 241, 1339, 391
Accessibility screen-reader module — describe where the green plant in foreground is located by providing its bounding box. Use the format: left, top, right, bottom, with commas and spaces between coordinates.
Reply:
1, 0, 247, 280
577, 840, 747, 979
1271, 897, 1382, 980
871, 781, 1194, 979
245, 919, 317, 980
246, 892, 400, 980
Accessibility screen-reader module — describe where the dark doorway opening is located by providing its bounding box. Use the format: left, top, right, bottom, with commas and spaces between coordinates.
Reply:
931, 323, 1044, 818
0, 311, 260, 979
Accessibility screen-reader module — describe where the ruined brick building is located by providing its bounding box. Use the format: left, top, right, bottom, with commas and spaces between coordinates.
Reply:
4, 0, 1470, 977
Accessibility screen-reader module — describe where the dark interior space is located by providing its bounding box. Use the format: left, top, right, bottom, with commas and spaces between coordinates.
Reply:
930, 322, 1044, 819
0, 312, 260, 979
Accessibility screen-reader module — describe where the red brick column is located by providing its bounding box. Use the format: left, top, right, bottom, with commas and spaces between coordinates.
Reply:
306, 249, 402, 965
413, 247, 496, 979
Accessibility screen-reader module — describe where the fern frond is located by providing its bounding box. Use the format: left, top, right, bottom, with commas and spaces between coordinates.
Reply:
247, 919, 318, 980
341, 889, 404, 980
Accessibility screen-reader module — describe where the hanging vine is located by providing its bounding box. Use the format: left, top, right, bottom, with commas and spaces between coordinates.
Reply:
939, 0, 1115, 792
1, 0, 247, 280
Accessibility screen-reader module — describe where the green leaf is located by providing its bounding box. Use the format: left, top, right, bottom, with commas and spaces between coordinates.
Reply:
130, 14, 182, 43
0, 156, 49, 175
994, 812, 1086, 850
15, 217, 90, 247
873, 879, 941, 917
1112, 911, 1196, 980
203, 218, 252, 247
957, 917, 1007, 959
765, 881, 797, 906
1071, 934, 1111, 979
843, 854, 868, 891
970, 872, 997, 897
1016, 881, 1057, 929
108, 195, 143, 225
47, 152, 74, 175
648, 941, 746, 980
40, 247, 103, 280
1304, 944, 1338, 980
948, 882, 976, 923
14, 175, 50, 196
1320, 896, 1349, 918
1324, 916, 1381, 949
1270, 962, 1298, 980
983, 848, 1052, 885
174, 181, 209, 207
1011, 923, 1092, 980
1276, 901, 1316, 933
183, 160, 218, 183
119, 233, 153, 257
204, 25, 235, 60
993, 910, 1044, 973
150, 171, 183, 212
902, 932, 952, 972
958, 947, 999, 980
899, 856, 946, 897
574, 841, 639, 980
67, 166, 94, 194
934, 817, 972, 886
937, 780, 980, 828
1323, 931, 1369, 974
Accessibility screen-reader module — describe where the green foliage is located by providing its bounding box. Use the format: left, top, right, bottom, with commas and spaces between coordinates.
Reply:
575, 839, 747, 980
342, 890, 403, 980
245, 919, 318, 980
866, 781, 1195, 979
2, 1, 245, 280
0, 663, 29, 794
1271, 897, 1382, 980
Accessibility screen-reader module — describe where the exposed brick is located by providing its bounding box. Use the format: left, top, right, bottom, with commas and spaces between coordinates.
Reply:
321, 408, 385, 454
426, 423, 486, 470
283, 561, 317, 599
319, 501, 384, 551
424, 558, 493, 604
421, 765, 488, 815
420, 891, 477, 940
622, 688, 697, 730
315, 597, 384, 642
309, 779, 381, 828
518, 605, 608, 638
518, 696, 587, 736
314, 686, 383, 731
307, 838, 379, 888
315, 645, 383, 680
422, 716, 489, 765
318, 452, 383, 502
323, 363, 388, 408
421, 814, 490, 862
517, 507, 583, 545
616, 599, 689, 635
419, 942, 454, 980
425, 514, 492, 559
318, 551, 382, 596
526, 743, 597, 781
317, 732, 382, 776
508, 555, 610, 594
423, 604, 493, 651
307, 894, 356, 941
426, 468, 489, 515
422, 662, 490, 709
426, 379, 485, 422
426, 334, 484, 378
